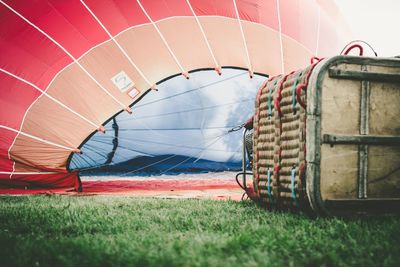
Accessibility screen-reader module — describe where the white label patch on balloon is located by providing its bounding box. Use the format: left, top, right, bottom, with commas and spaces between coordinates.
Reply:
128, 88, 139, 99
111, 71, 134, 92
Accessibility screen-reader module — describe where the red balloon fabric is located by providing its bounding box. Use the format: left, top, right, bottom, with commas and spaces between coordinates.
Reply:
0, 0, 349, 190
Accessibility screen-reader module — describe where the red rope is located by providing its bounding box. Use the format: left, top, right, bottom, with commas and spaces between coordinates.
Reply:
343, 44, 364, 56
274, 71, 295, 118
295, 84, 307, 109
310, 56, 320, 64
296, 59, 322, 109
244, 116, 254, 130
274, 164, 280, 178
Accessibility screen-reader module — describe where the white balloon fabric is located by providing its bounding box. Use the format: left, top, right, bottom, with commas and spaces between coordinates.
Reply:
70, 69, 265, 175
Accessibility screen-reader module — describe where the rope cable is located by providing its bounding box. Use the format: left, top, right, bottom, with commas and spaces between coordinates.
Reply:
96, 136, 241, 154
76, 126, 237, 173
156, 132, 229, 176
117, 131, 232, 177
118, 98, 254, 122
340, 40, 378, 57
134, 72, 246, 109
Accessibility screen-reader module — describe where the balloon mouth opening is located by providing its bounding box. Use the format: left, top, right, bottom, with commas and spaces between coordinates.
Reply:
67, 67, 268, 176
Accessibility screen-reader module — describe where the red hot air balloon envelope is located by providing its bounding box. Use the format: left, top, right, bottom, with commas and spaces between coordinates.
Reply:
0, 0, 349, 192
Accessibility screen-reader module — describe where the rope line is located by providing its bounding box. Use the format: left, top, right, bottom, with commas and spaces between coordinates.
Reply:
86, 139, 160, 157
276, 0, 285, 74
0, 68, 101, 131
87, 127, 233, 154
136, 0, 187, 76
134, 72, 246, 109
76, 128, 239, 175
118, 98, 253, 121
315, 5, 321, 56
73, 153, 95, 167
267, 168, 273, 204
268, 80, 277, 117
116, 126, 242, 131
340, 40, 378, 57
291, 71, 303, 114
118, 154, 180, 177
0, 0, 127, 109
0, 125, 78, 152
185, 0, 220, 71
156, 132, 229, 176
92, 136, 240, 154
80, 0, 153, 88
96, 128, 227, 142
291, 166, 299, 207
114, 131, 231, 177
233, 0, 253, 76
117, 71, 250, 142
80, 145, 109, 162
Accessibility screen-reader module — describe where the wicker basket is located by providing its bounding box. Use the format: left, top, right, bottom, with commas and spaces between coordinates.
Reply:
251, 56, 400, 215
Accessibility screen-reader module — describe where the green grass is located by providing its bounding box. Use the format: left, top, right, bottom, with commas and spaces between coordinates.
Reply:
0, 196, 399, 267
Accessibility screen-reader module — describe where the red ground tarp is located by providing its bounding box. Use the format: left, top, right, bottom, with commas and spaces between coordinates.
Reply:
0, 179, 244, 200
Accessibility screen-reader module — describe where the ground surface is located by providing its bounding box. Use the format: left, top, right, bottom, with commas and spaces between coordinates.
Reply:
77, 172, 245, 200
0, 172, 245, 200
0, 196, 399, 267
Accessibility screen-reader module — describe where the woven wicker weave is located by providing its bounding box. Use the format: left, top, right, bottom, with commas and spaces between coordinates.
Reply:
251, 56, 400, 215
253, 65, 314, 210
